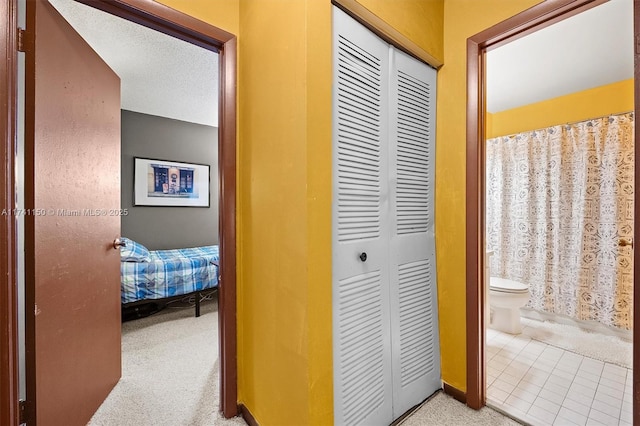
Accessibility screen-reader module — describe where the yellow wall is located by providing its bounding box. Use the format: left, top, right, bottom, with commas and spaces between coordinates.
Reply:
237, 0, 340, 423
488, 78, 634, 138
436, 0, 542, 392
486, 112, 494, 139
305, 1, 334, 423
357, 0, 444, 63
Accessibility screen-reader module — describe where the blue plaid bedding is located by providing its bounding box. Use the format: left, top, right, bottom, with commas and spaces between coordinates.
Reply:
121, 244, 219, 304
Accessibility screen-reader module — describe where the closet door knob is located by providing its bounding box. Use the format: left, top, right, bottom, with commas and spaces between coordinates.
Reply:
359, 252, 367, 262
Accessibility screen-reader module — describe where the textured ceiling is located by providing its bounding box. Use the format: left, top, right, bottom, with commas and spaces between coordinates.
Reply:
486, 0, 633, 113
49, 0, 219, 127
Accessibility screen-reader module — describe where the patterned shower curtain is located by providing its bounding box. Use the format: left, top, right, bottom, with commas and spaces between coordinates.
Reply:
486, 112, 634, 330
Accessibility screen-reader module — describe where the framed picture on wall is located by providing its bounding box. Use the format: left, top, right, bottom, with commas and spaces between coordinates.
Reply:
133, 157, 210, 207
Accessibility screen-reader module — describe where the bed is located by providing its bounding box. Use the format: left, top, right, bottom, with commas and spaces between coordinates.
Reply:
119, 237, 220, 320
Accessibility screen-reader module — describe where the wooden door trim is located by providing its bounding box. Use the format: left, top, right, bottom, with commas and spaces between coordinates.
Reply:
74, 0, 234, 49
465, 0, 612, 411
0, 0, 18, 424
634, 2, 640, 423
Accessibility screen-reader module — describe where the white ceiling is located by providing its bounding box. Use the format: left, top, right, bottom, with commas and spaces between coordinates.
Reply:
48, 0, 219, 127
486, 0, 633, 113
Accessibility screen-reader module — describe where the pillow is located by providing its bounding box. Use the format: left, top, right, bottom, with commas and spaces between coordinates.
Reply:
119, 237, 151, 262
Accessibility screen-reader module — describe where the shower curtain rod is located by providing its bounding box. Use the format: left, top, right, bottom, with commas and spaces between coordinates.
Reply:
561, 110, 633, 126
488, 110, 634, 139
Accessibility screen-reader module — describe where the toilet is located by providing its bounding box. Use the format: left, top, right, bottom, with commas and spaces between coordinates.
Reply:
489, 277, 530, 334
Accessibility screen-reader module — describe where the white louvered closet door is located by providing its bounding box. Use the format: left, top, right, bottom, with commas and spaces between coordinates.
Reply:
332, 6, 393, 426
333, 7, 439, 426
388, 47, 440, 418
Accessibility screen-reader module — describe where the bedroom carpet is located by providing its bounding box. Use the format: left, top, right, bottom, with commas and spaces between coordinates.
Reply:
88, 297, 245, 426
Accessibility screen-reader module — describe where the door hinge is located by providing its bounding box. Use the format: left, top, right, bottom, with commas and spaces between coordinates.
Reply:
19, 399, 27, 425
17, 28, 26, 52
636, 35, 640, 55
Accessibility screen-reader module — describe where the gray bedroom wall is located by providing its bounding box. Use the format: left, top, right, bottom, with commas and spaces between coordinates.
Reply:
121, 110, 218, 250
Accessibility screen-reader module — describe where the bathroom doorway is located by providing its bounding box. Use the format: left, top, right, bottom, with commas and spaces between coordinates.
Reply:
467, 0, 635, 424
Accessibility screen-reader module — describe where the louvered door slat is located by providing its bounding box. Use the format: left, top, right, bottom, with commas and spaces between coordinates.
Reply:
333, 7, 392, 426
398, 148, 430, 159
335, 24, 383, 244
396, 68, 432, 236
336, 271, 388, 425
388, 47, 441, 419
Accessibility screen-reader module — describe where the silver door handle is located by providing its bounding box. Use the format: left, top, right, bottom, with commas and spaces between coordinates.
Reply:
113, 238, 126, 249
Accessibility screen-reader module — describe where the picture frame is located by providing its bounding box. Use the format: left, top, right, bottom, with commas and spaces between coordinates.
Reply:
133, 157, 210, 207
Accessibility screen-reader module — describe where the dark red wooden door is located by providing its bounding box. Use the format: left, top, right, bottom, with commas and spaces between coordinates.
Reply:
25, 1, 121, 424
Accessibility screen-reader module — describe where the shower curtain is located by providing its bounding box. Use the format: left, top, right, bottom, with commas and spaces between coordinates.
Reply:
486, 112, 634, 330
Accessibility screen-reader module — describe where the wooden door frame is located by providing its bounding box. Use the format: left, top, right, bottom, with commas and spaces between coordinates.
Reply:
465, 0, 637, 419
0, 0, 19, 424
0, 0, 238, 424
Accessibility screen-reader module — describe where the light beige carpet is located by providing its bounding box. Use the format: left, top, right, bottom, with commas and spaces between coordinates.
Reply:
398, 392, 523, 426
88, 298, 245, 426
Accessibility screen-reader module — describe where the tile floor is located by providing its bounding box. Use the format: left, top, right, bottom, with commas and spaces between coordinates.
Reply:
486, 320, 633, 426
